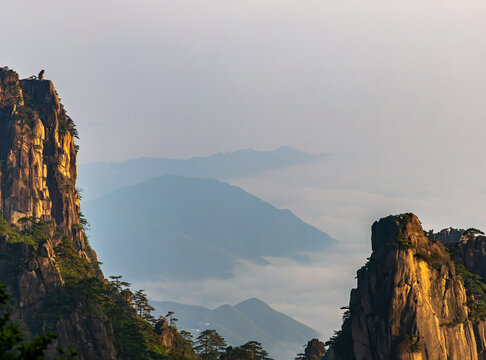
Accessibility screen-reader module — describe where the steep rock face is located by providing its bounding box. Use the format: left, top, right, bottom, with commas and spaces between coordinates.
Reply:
0, 68, 91, 252
155, 318, 173, 347
0, 67, 114, 359
429, 227, 463, 244
304, 338, 326, 360
450, 236, 486, 281
326, 214, 486, 360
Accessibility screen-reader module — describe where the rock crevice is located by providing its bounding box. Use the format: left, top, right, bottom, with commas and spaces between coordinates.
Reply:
326, 214, 486, 360
0, 66, 114, 359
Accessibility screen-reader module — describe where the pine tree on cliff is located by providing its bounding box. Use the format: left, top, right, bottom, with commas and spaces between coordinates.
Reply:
0, 67, 191, 359
239, 341, 271, 360
194, 329, 226, 360
220, 341, 272, 360
165, 330, 198, 360
132, 289, 156, 324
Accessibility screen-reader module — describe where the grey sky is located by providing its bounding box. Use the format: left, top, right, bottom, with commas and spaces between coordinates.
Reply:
4, 0, 486, 344
3, 1, 486, 163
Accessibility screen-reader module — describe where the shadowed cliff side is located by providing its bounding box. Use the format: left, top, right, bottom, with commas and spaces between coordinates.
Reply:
0, 66, 114, 358
325, 213, 486, 360
0, 67, 179, 359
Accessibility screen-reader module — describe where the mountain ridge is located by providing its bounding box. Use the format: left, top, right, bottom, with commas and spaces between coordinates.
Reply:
84, 175, 335, 281
152, 297, 319, 359
82, 146, 323, 165
78, 146, 326, 200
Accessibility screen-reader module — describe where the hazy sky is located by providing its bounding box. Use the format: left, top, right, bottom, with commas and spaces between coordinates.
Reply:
3, 1, 486, 164
4, 0, 486, 347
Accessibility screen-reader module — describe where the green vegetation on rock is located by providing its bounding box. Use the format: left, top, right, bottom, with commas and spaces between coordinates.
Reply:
455, 264, 486, 322
391, 233, 413, 249
195, 329, 227, 360
0, 216, 38, 248
55, 237, 96, 281
0, 283, 78, 359
221, 341, 272, 360
324, 307, 353, 358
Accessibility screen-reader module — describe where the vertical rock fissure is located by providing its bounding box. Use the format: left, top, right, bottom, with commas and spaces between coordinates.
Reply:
326, 213, 486, 360
0, 67, 117, 359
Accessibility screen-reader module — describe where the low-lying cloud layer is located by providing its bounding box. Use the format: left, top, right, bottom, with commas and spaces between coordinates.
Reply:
142, 242, 368, 340
231, 154, 486, 242
136, 153, 486, 342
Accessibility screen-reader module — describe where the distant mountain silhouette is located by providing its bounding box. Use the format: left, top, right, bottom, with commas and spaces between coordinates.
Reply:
152, 298, 319, 359
78, 146, 325, 200
84, 175, 335, 280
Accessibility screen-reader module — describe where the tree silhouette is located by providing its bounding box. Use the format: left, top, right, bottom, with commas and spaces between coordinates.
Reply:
108, 275, 131, 292
132, 289, 156, 324
463, 228, 485, 240
220, 346, 247, 360
165, 311, 174, 321
220, 341, 272, 360
194, 329, 226, 360
166, 330, 197, 359
240, 341, 271, 360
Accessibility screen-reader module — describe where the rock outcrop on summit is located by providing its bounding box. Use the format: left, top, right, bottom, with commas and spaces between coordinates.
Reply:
325, 214, 486, 360
0, 66, 114, 358
0, 67, 177, 359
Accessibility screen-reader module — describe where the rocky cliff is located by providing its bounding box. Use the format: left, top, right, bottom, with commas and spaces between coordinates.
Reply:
303, 338, 326, 360
0, 67, 174, 359
325, 214, 486, 360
